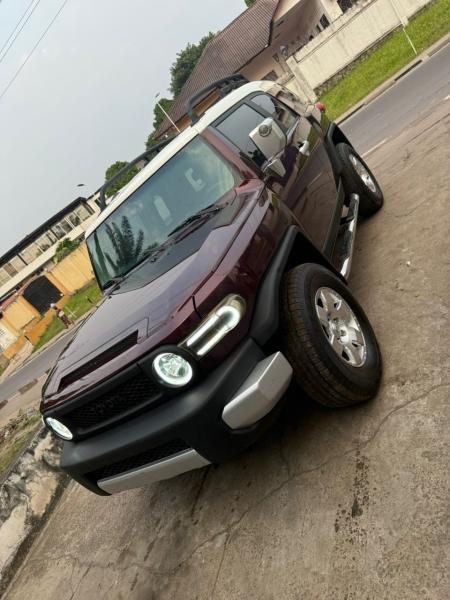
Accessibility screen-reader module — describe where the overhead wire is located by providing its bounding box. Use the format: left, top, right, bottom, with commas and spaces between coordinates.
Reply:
0, 0, 43, 65
0, 0, 70, 101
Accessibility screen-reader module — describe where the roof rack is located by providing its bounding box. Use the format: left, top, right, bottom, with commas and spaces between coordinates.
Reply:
98, 138, 174, 210
186, 73, 249, 125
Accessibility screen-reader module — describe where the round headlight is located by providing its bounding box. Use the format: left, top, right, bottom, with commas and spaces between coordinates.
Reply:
152, 352, 193, 387
45, 417, 73, 440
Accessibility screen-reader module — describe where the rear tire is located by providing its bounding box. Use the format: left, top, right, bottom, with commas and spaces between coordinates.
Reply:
281, 263, 382, 407
336, 143, 383, 217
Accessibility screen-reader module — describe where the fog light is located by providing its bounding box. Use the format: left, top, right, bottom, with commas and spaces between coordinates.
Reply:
152, 352, 193, 387
45, 417, 73, 440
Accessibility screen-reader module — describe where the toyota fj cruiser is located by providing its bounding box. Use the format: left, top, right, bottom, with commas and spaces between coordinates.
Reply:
41, 76, 383, 495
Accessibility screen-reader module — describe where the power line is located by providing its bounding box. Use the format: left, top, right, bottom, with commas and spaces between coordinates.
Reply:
0, 0, 41, 63
0, 0, 70, 102
0, 0, 36, 57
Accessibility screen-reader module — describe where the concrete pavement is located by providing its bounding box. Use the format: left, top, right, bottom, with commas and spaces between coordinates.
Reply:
4, 93, 450, 598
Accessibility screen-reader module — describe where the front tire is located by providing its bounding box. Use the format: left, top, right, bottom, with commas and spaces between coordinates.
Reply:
281, 263, 382, 407
337, 143, 383, 217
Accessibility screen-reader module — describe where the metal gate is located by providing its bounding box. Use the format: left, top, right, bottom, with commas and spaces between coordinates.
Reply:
23, 276, 62, 314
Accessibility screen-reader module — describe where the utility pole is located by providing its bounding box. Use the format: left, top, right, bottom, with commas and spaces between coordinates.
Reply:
155, 93, 180, 133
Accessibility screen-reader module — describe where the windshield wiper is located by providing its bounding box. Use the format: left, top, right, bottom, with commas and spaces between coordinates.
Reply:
168, 205, 222, 237
102, 276, 124, 290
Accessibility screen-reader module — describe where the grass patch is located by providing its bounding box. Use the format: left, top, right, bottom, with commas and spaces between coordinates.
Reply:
320, 0, 450, 120
62, 281, 101, 320
33, 316, 65, 352
0, 412, 41, 478
32, 281, 102, 352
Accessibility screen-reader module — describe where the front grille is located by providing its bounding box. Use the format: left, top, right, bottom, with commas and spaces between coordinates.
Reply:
89, 439, 190, 481
61, 371, 161, 436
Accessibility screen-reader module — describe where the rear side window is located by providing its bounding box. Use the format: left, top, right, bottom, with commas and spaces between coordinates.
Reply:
216, 104, 266, 167
251, 94, 298, 131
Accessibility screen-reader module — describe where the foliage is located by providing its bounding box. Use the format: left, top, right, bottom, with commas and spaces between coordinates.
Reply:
245, 0, 256, 6
153, 97, 174, 131
104, 161, 139, 197
54, 238, 80, 263
33, 316, 65, 352
146, 131, 157, 149
320, 0, 450, 120
0, 412, 41, 478
170, 32, 215, 97
104, 216, 145, 273
63, 281, 101, 320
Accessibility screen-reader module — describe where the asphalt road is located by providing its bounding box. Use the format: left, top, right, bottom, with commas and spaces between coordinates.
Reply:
0, 42, 448, 404
342, 42, 450, 154
0, 329, 76, 403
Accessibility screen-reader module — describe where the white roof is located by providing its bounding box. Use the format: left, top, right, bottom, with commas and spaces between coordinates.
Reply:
85, 80, 274, 237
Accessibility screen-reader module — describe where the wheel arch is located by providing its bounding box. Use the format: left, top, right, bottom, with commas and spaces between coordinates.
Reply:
250, 225, 343, 346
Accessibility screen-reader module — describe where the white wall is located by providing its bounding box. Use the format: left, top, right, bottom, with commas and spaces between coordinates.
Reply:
287, 0, 431, 91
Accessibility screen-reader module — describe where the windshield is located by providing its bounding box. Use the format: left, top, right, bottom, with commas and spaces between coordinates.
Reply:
87, 137, 239, 289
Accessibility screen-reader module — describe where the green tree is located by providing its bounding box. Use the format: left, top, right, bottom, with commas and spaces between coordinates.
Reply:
104, 161, 139, 197
170, 32, 215, 97
54, 238, 80, 263
153, 97, 174, 131
245, 0, 256, 6
104, 216, 145, 273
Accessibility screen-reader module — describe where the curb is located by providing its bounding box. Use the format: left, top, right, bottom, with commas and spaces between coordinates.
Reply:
336, 32, 450, 125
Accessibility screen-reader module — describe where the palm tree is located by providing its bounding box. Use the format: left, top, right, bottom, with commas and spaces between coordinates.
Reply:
104, 216, 144, 273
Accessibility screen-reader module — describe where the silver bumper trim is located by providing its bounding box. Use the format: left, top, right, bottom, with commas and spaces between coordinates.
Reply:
222, 352, 292, 429
97, 450, 210, 494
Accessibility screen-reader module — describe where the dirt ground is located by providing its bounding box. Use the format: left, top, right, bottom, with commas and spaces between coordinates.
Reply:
4, 101, 450, 600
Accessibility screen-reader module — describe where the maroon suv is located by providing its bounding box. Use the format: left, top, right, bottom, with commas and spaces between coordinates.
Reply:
41, 77, 383, 495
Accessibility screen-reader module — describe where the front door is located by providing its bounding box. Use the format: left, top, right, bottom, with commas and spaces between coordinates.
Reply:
211, 88, 338, 252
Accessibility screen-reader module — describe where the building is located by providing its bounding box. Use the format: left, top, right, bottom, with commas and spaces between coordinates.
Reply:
155, 0, 347, 139
0, 197, 99, 302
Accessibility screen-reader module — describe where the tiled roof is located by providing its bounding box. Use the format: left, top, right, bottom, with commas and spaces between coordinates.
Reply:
155, 0, 279, 137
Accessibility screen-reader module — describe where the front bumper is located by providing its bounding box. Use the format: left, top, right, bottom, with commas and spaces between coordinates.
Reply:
61, 339, 292, 494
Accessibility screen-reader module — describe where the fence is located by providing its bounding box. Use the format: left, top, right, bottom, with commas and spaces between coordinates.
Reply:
286, 0, 432, 94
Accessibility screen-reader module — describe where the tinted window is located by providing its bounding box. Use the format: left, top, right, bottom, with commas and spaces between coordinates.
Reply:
87, 137, 238, 288
251, 94, 297, 131
216, 104, 266, 167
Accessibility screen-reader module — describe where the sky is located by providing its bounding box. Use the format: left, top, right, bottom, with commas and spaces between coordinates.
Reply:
0, 0, 246, 255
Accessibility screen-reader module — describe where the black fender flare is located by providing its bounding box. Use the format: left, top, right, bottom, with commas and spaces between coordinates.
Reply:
250, 225, 343, 346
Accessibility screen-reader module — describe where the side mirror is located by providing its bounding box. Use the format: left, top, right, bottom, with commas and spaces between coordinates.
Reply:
249, 117, 287, 163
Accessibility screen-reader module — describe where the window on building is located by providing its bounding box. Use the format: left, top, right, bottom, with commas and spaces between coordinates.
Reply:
251, 94, 298, 132
75, 203, 92, 219
10, 256, 26, 273
52, 219, 72, 239
35, 235, 50, 252
4, 262, 18, 277
0, 268, 10, 286
337, 0, 356, 13
68, 212, 82, 227
320, 14, 330, 28
19, 242, 42, 263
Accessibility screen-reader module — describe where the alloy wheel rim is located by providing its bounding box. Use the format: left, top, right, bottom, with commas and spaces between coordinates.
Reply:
349, 154, 377, 194
314, 287, 367, 367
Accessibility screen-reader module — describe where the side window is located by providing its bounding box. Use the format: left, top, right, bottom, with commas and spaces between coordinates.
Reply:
251, 94, 298, 132
216, 104, 266, 167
